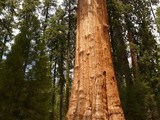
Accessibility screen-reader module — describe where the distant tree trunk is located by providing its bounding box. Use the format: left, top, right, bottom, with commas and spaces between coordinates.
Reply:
65, 0, 71, 114
119, 29, 133, 86
59, 36, 65, 120
109, 25, 133, 86
128, 31, 139, 77
65, 47, 70, 112
128, 32, 138, 68
122, 0, 139, 78
59, 66, 64, 120
50, 61, 57, 120
66, 0, 125, 120
43, 3, 49, 31
60, 80, 63, 120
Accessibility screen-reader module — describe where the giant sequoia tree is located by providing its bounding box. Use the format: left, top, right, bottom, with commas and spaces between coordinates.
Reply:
66, 0, 125, 120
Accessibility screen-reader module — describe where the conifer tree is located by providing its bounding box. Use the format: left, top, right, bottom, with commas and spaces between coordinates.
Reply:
44, 6, 67, 120
62, 0, 77, 114
41, 1, 58, 119
0, 0, 52, 119
107, 0, 160, 119
156, 7, 160, 33
133, 1, 159, 119
156, 6, 160, 117
42, 0, 57, 31
0, 0, 18, 65
107, 0, 133, 86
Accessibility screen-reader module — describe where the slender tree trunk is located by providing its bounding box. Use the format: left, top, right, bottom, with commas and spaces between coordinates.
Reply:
65, 45, 70, 113
65, 0, 71, 114
119, 30, 133, 86
43, 4, 49, 32
128, 32, 138, 68
60, 81, 64, 120
128, 31, 139, 77
110, 26, 133, 86
66, 0, 125, 120
122, 0, 139, 78
59, 38, 65, 120
50, 61, 57, 120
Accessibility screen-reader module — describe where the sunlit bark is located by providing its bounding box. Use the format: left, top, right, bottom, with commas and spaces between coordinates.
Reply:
66, 0, 125, 120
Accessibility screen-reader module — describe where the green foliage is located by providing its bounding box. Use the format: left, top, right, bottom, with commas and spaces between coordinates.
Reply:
0, 0, 7, 13
0, 0, 18, 65
0, 0, 52, 120
44, 6, 67, 120
107, 0, 132, 86
108, 0, 160, 119
156, 7, 160, 33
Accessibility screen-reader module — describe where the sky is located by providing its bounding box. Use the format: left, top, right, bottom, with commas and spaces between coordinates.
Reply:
12, 0, 63, 36
57, 0, 63, 5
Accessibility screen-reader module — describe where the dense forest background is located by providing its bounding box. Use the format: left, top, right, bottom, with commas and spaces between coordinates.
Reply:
0, 0, 159, 120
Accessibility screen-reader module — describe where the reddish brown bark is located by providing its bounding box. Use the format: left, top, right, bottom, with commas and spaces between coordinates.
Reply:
66, 0, 125, 120
128, 31, 139, 77
128, 32, 138, 68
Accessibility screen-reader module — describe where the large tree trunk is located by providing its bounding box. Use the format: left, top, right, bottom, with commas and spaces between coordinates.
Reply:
66, 0, 125, 120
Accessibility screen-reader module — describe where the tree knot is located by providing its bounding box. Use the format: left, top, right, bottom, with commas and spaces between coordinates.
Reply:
103, 24, 110, 30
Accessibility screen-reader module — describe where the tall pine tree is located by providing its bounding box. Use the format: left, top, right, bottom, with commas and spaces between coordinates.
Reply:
0, 0, 52, 119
